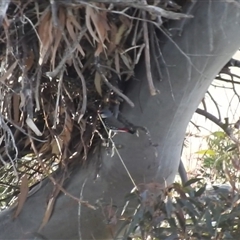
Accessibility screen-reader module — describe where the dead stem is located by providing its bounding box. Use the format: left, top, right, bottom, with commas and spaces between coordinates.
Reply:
95, 61, 135, 107
142, 10, 158, 96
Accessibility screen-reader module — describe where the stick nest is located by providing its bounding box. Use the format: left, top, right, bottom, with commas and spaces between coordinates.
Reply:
0, 0, 192, 208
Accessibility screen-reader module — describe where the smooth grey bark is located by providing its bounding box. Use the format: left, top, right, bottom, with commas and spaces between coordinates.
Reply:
1, 1, 240, 239
179, 159, 188, 184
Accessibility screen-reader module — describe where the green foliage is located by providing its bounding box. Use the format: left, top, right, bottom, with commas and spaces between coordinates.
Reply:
117, 179, 240, 240
196, 131, 240, 181
117, 130, 240, 239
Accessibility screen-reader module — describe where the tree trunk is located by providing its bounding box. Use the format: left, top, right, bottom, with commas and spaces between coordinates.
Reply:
1, 1, 240, 239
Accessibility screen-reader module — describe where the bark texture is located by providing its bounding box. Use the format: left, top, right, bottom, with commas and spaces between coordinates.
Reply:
1, 1, 240, 239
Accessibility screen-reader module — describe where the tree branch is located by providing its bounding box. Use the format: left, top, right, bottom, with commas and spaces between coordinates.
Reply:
195, 108, 239, 144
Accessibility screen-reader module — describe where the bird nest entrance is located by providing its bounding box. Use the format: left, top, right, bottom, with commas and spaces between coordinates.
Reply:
0, 0, 192, 209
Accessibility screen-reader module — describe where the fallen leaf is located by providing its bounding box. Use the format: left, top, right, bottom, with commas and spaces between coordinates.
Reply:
51, 7, 66, 68
12, 93, 20, 123
86, 4, 110, 56
94, 71, 102, 96
108, 23, 118, 54
13, 175, 29, 219
39, 179, 63, 231
60, 112, 73, 147
24, 138, 31, 149
66, 17, 85, 56
51, 137, 62, 155
115, 23, 127, 46
39, 141, 51, 153
38, 10, 52, 65
26, 117, 43, 136
114, 51, 120, 74
120, 52, 132, 70
67, 9, 81, 30
86, 5, 99, 43
39, 197, 55, 231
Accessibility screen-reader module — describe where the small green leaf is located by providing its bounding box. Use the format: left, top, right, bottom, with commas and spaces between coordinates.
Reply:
175, 204, 186, 232
212, 131, 225, 138
124, 206, 143, 238
195, 184, 207, 197
124, 192, 138, 202
225, 144, 237, 152
180, 199, 199, 221
172, 183, 187, 199
184, 178, 203, 187
195, 149, 216, 155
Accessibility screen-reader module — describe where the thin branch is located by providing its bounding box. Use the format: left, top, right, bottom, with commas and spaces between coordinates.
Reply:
190, 120, 201, 132
53, 69, 64, 129
46, 27, 87, 79
154, 27, 175, 100
76, 1, 193, 20
73, 57, 87, 123
215, 77, 240, 85
95, 59, 134, 107
195, 108, 239, 144
230, 74, 240, 102
206, 91, 221, 121
142, 10, 157, 96
78, 178, 87, 240
127, 3, 193, 20
150, 24, 162, 80
98, 113, 138, 189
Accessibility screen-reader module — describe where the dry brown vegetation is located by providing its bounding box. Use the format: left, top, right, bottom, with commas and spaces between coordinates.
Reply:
0, 0, 192, 224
